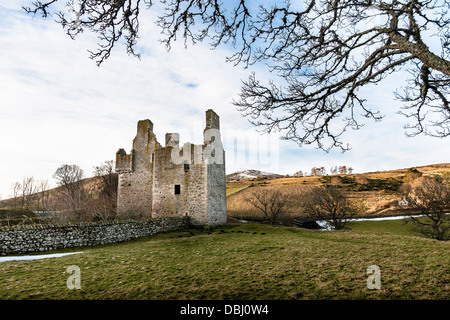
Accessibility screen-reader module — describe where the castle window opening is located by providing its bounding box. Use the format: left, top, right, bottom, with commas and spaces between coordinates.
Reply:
174, 185, 181, 195
184, 161, 190, 171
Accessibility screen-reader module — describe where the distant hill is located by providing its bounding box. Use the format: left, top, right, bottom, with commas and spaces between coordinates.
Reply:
226, 163, 450, 221
226, 169, 284, 181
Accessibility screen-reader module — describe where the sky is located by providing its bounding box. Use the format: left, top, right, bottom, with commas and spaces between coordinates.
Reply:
1, 1, 449, 199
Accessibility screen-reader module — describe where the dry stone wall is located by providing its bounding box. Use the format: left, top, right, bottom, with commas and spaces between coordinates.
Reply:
0, 217, 188, 255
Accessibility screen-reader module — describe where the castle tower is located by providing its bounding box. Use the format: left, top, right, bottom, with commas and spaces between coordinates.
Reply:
115, 119, 159, 216
115, 109, 227, 227
203, 109, 227, 226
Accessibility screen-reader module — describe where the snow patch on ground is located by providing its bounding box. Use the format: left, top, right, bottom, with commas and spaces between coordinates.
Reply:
0, 252, 83, 263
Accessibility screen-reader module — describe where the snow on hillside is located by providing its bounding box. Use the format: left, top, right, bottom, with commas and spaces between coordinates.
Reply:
226, 169, 283, 180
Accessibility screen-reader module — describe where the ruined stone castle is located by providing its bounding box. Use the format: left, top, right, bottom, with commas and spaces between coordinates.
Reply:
115, 109, 227, 227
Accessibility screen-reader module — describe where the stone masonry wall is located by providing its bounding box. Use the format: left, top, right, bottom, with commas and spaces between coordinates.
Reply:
0, 217, 187, 255
116, 120, 160, 215
207, 160, 227, 227
152, 145, 209, 226
116, 109, 227, 227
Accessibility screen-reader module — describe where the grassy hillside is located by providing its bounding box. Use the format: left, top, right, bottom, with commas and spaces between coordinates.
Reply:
226, 163, 450, 222
0, 223, 448, 300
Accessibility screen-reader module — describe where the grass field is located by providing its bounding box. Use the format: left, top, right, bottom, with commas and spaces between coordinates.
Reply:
0, 220, 448, 300
348, 218, 418, 236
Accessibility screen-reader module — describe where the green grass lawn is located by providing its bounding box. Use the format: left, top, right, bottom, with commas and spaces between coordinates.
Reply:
347, 218, 418, 237
0, 222, 448, 300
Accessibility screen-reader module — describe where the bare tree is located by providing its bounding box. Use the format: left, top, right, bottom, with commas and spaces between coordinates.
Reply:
247, 188, 288, 225
339, 166, 349, 175
35, 179, 50, 213
21, 177, 38, 210
23, 0, 450, 150
92, 160, 118, 220
330, 167, 338, 175
11, 181, 22, 210
293, 170, 304, 177
53, 164, 85, 219
402, 176, 450, 240
10, 178, 50, 213
301, 186, 358, 230
311, 166, 326, 176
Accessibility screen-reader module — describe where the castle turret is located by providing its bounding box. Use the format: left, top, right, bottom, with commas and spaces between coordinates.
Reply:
134, 119, 153, 148
205, 109, 220, 130
115, 148, 132, 173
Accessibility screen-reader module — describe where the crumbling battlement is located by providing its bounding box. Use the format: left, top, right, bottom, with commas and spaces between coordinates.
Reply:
115, 109, 227, 227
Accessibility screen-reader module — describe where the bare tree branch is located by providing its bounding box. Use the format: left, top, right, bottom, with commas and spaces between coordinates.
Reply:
247, 188, 288, 224
53, 164, 85, 218
402, 175, 450, 240
300, 186, 358, 230
23, 0, 450, 149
